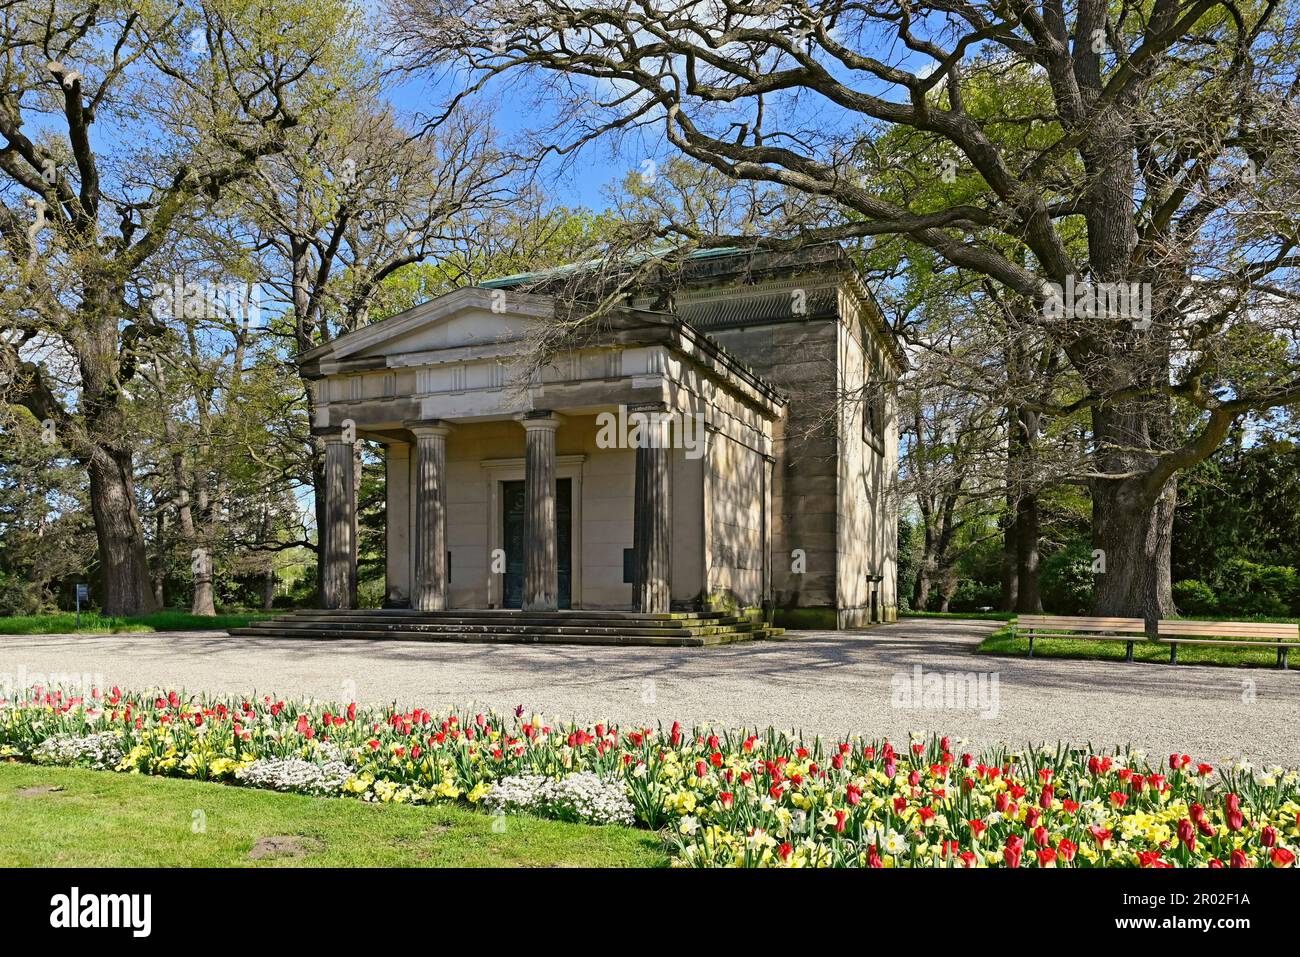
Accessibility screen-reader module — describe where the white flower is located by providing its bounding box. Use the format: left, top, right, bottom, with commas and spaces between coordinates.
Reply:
32, 732, 124, 770
679, 815, 699, 835
484, 772, 635, 827
234, 758, 353, 795
883, 831, 909, 855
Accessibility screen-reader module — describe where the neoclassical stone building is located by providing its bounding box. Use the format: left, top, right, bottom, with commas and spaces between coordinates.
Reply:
299, 245, 902, 628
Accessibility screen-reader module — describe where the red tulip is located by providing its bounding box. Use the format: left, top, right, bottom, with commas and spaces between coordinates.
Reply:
1036, 847, 1057, 868
1039, 785, 1053, 809
1057, 838, 1077, 862
1003, 835, 1024, 868
778, 842, 793, 863
1177, 818, 1196, 852
1260, 826, 1278, 847
1230, 849, 1250, 869
1271, 848, 1295, 868
969, 819, 987, 839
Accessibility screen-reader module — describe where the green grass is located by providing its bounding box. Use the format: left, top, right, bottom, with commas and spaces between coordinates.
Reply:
977, 624, 1294, 669
0, 610, 278, 636
0, 763, 668, 867
902, 610, 1016, 621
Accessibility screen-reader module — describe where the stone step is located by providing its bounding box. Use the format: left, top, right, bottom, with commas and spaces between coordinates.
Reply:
285, 608, 727, 621
227, 627, 740, 647
236, 619, 760, 638
229, 609, 780, 647
261, 613, 749, 630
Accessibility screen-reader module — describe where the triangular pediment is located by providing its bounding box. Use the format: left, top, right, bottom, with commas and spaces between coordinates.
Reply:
299, 287, 555, 365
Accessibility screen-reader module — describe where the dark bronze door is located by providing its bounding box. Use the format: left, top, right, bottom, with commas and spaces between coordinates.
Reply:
501, 478, 571, 609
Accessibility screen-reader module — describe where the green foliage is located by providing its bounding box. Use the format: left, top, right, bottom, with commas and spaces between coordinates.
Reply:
945, 579, 1001, 613
0, 611, 275, 635
1039, 543, 1096, 615
895, 518, 920, 613
1173, 579, 1219, 616
1174, 433, 1300, 580
1199, 559, 1300, 618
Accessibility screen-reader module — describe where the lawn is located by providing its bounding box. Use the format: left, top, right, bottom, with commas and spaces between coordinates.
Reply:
902, 610, 1016, 621
0, 610, 278, 636
0, 763, 668, 867
977, 623, 1295, 668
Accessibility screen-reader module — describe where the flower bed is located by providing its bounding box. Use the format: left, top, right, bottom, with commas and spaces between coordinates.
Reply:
2, 685, 1297, 868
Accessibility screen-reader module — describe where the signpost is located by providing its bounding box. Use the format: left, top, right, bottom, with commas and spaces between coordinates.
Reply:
75, 583, 88, 628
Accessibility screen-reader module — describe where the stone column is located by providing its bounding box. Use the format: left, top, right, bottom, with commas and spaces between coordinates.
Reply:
632, 403, 672, 613
321, 428, 357, 609
384, 442, 412, 606
521, 411, 561, 612
407, 421, 450, 612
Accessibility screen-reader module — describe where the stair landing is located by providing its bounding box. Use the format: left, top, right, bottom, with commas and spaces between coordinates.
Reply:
229, 608, 784, 647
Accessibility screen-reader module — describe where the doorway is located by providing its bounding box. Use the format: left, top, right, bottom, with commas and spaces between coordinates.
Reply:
501, 478, 571, 609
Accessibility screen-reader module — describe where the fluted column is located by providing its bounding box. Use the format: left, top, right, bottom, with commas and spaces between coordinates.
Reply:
321, 428, 357, 609
632, 403, 672, 613
521, 411, 561, 612
407, 420, 450, 611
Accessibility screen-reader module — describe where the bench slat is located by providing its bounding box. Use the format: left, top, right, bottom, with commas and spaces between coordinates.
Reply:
1154, 638, 1300, 648
1018, 633, 1149, 642
1158, 624, 1297, 638
1017, 616, 1144, 628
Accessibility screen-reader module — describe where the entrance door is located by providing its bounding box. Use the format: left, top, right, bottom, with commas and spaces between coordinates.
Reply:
501, 478, 571, 609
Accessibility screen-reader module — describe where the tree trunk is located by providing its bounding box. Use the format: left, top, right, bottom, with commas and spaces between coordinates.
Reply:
1014, 490, 1042, 613
190, 549, 217, 616
1090, 476, 1175, 623
999, 497, 1019, 612
152, 512, 167, 608
261, 565, 277, 610
1089, 396, 1176, 622
1013, 407, 1042, 613
87, 446, 157, 616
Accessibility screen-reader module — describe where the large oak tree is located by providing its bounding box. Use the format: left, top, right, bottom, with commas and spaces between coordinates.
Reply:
389, 0, 1300, 619
0, 0, 357, 613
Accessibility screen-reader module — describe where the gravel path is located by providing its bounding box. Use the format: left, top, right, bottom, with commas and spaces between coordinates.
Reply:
2, 619, 1296, 766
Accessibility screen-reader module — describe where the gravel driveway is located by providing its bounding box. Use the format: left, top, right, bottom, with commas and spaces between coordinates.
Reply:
2, 618, 1295, 766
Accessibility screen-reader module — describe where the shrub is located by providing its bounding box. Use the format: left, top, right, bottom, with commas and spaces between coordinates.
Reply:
1039, 544, 1096, 615
1173, 579, 1219, 616
1210, 558, 1299, 617
946, 579, 1001, 612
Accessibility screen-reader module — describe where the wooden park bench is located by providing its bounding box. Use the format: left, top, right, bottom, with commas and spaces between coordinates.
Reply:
1156, 620, 1300, 669
1013, 615, 1149, 661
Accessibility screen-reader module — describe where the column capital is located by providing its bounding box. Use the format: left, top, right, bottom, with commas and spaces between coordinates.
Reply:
313, 423, 356, 445
627, 401, 668, 414
518, 410, 563, 432
404, 418, 451, 439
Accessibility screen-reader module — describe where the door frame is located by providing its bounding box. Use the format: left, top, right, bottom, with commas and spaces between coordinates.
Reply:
482, 454, 584, 609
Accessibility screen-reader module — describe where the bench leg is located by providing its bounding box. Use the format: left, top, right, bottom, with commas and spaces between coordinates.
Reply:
1283, 647, 1289, 671
1169, 643, 1178, 665
1126, 640, 1134, 663
1028, 635, 1034, 659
